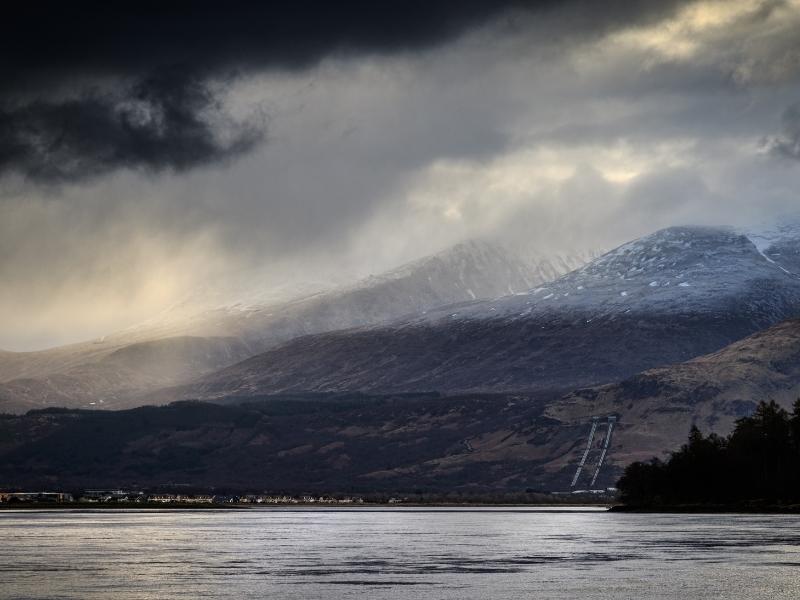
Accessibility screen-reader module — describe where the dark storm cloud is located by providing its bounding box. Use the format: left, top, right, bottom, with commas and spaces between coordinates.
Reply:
0, 70, 263, 182
3, 1, 689, 79
0, 0, 690, 183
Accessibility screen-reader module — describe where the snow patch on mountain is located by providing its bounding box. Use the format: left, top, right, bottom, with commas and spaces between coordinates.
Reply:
740, 216, 800, 276
416, 226, 800, 325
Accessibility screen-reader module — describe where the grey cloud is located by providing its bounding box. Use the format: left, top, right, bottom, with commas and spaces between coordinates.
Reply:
766, 102, 800, 160
6, 0, 800, 349
0, 71, 263, 183
0, 0, 691, 184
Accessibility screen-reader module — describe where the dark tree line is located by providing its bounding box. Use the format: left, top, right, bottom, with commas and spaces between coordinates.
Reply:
618, 400, 800, 507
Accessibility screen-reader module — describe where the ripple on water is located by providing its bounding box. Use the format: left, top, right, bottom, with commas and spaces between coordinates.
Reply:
1, 509, 800, 600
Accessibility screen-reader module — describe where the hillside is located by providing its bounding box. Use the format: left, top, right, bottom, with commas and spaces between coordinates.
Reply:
549, 318, 800, 467
0, 394, 601, 493
0, 337, 252, 413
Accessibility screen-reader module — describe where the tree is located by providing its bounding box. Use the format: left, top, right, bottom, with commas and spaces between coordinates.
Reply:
617, 400, 800, 507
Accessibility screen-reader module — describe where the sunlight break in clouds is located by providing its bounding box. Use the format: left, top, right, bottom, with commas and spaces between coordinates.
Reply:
3, 0, 800, 349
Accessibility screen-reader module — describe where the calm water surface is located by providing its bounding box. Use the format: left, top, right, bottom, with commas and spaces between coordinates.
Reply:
1, 507, 800, 599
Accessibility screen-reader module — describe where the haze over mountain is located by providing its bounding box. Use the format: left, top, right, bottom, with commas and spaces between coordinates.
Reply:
6, 220, 797, 417
152, 239, 597, 349
0, 240, 595, 413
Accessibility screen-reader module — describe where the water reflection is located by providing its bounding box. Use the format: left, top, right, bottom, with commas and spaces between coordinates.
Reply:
1, 508, 799, 599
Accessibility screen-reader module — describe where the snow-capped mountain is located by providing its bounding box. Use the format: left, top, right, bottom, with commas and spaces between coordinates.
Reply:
422, 226, 800, 325
173, 225, 800, 401
134, 239, 598, 350
130, 240, 598, 337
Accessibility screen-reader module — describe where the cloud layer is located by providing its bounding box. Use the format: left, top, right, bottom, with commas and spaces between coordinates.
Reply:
0, 70, 263, 182
1, 0, 686, 182
3, 0, 800, 349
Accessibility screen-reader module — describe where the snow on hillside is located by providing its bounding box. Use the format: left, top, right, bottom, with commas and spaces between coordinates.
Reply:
0, 238, 596, 374
741, 216, 800, 276
348, 239, 594, 300
741, 215, 800, 252
148, 221, 800, 403
120, 239, 600, 344
418, 226, 800, 325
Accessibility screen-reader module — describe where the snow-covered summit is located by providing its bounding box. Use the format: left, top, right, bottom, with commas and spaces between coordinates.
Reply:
168, 221, 800, 403
420, 226, 800, 325
345, 239, 536, 300
351, 239, 596, 301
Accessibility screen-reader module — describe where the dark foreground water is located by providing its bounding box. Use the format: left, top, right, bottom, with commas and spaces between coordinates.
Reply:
2, 507, 800, 599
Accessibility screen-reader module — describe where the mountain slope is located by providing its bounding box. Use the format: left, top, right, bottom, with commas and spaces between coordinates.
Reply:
548, 317, 800, 470
421, 226, 800, 322
168, 240, 595, 350
4, 320, 800, 493
0, 241, 592, 412
0, 337, 252, 413
0, 393, 603, 492
173, 226, 800, 401
744, 217, 800, 276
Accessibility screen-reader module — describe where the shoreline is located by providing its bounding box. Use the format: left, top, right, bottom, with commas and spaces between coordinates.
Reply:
0, 502, 613, 511
11, 503, 800, 514
610, 504, 800, 514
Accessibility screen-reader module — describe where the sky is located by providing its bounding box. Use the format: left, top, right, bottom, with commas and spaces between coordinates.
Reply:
3, 0, 800, 350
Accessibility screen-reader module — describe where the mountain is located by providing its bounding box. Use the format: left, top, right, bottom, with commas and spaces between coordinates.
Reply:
0, 240, 593, 412
6, 225, 800, 493
164, 240, 596, 350
172, 226, 800, 401
7, 224, 798, 413
4, 320, 800, 494
548, 317, 800, 468
424, 225, 800, 322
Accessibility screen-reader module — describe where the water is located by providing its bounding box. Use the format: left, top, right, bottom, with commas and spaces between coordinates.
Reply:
1, 507, 800, 599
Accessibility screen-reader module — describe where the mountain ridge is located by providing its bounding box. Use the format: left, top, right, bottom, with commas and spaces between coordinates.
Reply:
167, 225, 800, 402
0, 240, 593, 412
